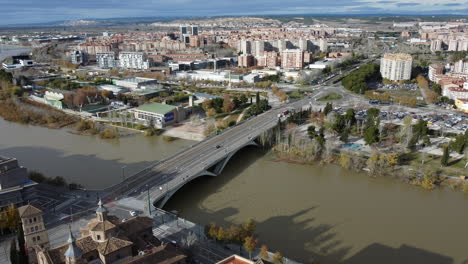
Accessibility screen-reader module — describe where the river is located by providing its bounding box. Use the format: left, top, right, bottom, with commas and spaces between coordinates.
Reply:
1, 118, 467, 263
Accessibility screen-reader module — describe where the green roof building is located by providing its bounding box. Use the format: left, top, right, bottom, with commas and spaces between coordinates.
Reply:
132, 103, 184, 128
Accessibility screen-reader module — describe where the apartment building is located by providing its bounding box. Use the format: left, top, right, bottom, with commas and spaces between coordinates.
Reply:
281, 49, 304, 69
96, 52, 116, 69
380, 53, 413, 81
118, 52, 150, 70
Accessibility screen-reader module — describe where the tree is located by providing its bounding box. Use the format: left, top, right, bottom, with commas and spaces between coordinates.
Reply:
323, 102, 333, 116
10, 239, 18, 264
344, 108, 356, 127
4, 204, 20, 231
242, 218, 256, 236
450, 133, 466, 154
243, 236, 258, 260
17, 225, 28, 264
340, 128, 350, 143
364, 126, 379, 145
222, 94, 235, 113
441, 146, 450, 167
307, 125, 317, 139
260, 245, 269, 260
273, 251, 283, 264
256, 92, 260, 105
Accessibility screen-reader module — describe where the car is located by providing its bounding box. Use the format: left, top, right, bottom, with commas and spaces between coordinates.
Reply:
130, 211, 138, 217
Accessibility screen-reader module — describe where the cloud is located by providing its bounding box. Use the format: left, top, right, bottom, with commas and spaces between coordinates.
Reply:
0, 0, 467, 25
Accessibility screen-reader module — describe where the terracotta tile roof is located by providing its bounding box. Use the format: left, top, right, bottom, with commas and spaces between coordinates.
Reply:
89, 220, 116, 232
124, 243, 186, 264
18, 205, 42, 217
97, 236, 133, 255
46, 236, 99, 264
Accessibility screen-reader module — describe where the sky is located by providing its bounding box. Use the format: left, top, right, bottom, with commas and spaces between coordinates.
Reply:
0, 0, 467, 25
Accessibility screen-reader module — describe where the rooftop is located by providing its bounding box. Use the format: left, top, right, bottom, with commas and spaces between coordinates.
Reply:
135, 103, 177, 115
383, 53, 413, 61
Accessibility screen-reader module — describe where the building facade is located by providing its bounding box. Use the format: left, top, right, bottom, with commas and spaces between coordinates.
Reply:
118, 52, 150, 70
96, 52, 116, 69
380, 53, 413, 81
281, 49, 304, 69
18, 205, 50, 250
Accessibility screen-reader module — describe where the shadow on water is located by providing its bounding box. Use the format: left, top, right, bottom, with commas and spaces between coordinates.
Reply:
344, 243, 453, 264
0, 145, 153, 188
164, 145, 266, 210
163, 146, 455, 264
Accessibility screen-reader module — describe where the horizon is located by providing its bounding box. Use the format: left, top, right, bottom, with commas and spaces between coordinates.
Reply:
0, 0, 467, 26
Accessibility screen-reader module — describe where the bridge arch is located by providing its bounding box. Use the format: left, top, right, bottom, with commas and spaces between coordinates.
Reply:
153, 140, 259, 208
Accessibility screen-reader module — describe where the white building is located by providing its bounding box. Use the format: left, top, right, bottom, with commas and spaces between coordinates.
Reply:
448, 39, 458, 51
380, 53, 413, 81
239, 40, 251, 55
430, 39, 443, 53
114, 77, 158, 90
253, 40, 265, 57
96, 52, 116, 69
318, 39, 328, 52
118, 52, 150, 70
453, 60, 468, 74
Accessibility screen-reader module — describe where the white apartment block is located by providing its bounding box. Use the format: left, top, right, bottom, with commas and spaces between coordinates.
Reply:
118, 52, 150, 70
239, 40, 251, 55
253, 40, 265, 57
453, 60, 468, 74
380, 53, 413, 81
96, 52, 116, 69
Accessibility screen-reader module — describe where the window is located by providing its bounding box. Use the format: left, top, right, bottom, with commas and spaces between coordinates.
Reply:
37, 236, 40, 241
32, 237, 36, 242
33, 217, 37, 222
29, 219, 32, 224
97, 235, 101, 240
35, 226, 38, 231
30, 227, 34, 232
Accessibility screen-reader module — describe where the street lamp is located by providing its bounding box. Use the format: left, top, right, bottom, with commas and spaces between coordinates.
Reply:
121, 165, 127, 182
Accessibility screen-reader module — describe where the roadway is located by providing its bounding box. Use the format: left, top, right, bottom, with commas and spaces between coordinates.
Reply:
101, 97, 313, 207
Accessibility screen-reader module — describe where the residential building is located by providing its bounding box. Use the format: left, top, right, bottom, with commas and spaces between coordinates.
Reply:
238, 55, 254, 67
281, 49, 304, 69
256, 51, 280, 68
35, 200, 186, 264
380, 53, 413, 81
253, 40, 265, 57
191, 25, 199, 36
428, 63, 444, 82
239, 40, 251, 55
318, 39, 328, 52
277, 40, 287, 52
96, 52, 116, 69
132, 103, 184, 128
180, 25, 187, 40
455, 98, 468, 113
18, 204, 49, 250
453, 60, 468, 74
430, 39, 443, 53
70, 50, 85, 65
118, 52, 150, 70
448, 39, 458, 51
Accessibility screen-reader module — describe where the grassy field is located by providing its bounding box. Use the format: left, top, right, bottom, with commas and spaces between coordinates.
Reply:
317, 92, 343, 101
406, 152, 467, 177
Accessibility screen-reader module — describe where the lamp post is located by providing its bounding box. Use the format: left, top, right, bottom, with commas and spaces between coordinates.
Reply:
121, 165, 127, 182
147, 184, 151, 215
